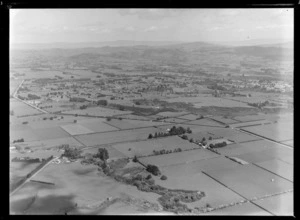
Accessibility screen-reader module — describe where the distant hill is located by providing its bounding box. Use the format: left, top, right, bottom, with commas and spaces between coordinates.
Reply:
11, 40, 293, 67
10, 40, 184, 50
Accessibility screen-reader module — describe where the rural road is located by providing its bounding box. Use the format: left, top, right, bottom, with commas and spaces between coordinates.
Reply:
10, 156, 58, 197
12, 79, 49, 114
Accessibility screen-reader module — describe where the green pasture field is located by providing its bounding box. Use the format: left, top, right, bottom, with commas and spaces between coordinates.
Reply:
204, 165, 293, 200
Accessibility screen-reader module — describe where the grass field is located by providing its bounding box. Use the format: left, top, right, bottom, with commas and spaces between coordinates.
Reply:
104, 118, 169, 130
111, 136, 197, 157
10, 126, 71, 143
280, 140, 293, 147
202, 202, 271, 215
62, 106, 132, 117
75, 127, 161, 146
10, 99, 42, 117
153, 165, 244, 209
204, 165, 293, 200
234, 114, 267, 122
78, 118, 119, 133
209, 116, 240, 124
232, 145, 293, 165
82, 145, 127, 160
241, 122, 293, 142
184, 118, 225, 127
254, 159, 293, 181
177, 114, 201, 121
61, 124, 94, 135
251, 192, 293, 216
166, 96, 252, 108
225, 133, 262, 143
156, 111, 189, 118
10, 162, 161, 214
11, 137, 84, 150
139, 148, 219, 167
216, 140, 291, 159
160, 118, 189, 123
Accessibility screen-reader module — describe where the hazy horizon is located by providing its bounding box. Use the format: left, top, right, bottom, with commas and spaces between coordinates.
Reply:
10, 9, 293, 45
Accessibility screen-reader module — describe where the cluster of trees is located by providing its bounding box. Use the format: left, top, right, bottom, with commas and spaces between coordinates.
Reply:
79, 105, 88, 110
209, 141, 227, 149
207, 84, 227, 91
148, 126, 192, 139
248, 101, 270, 108
69, 97, 88, 102
152, 147, 182, 156
27, 93, 40, 100
13, 138, 24, 143
160, 175, 167, 180
146, 164, 161, 176
96, 100, 108, 106
94, 148, 109, 161
18, 95, 27, 100
62, 146, 82, 160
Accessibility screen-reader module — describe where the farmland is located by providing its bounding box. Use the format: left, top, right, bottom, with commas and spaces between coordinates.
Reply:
10, 27, 293, 214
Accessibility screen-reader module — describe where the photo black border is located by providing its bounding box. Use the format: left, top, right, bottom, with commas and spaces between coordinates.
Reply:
2, 0, 298, 218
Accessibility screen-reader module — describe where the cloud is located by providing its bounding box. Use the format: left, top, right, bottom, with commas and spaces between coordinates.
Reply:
125, 26, 135, 31
118, 9, 187, 20
144, 26, 158, 32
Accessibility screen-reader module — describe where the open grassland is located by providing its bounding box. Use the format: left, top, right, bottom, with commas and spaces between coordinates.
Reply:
156, 111, 189, 118
231, 145, 293, 165
10, 161, 41, 187
104, 118, 169, 130
153, 165, 244, 209
139, 149, 218, 167
177, 114, 201, 121
82, 146, 127, 160
251, 192, 293, 216
209, 116, 240, 124
77, 118, 119, 133
116, 114, 151, 121
10, 162, 161, 215
62, 106, 132, 117
61, 124, 94, 135
242, 122, 293, 142
10, 126, 70, 143
186, 132, 222, 142
229, 120, 271, 128
216, 140, 293, 164
75, 127, 161, 147
10, 99, 42, 117
254, 159, 293, 182
111, 136, 197, 157
202, 202, 271, 215
11, 137, 83, 150
225, 133, 262, 143
234, 114, 268, 122
280, 139, 293, 147
204, 165, 293, 200
166, 96, 252, 108
183, 118, 225, 127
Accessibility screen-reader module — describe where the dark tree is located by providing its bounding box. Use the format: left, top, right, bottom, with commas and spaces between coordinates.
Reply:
62, 146, 82, 160
182, 135, 188, 140
95, 148, 109, 161
133, 155, 138, 163
148, 134, 153, 139
146, 164, 161, 176
208, 136, 213, 140
160, 175, 167, 180
97, 100, 108, 106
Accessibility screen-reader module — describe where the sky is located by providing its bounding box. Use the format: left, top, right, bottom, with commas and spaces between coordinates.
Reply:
10, 8, 294, 44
